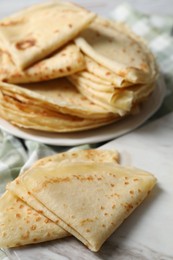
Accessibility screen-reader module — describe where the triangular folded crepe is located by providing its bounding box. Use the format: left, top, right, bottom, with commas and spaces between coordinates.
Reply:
0, 43, 85, 83
1, 149, 156, 250
7, 149, 120, 205
3, 149, 119, 248
0, 191, 68, 248
10, 160, 156, 252
0, 1, 95, 69
75, 16, 157, 84
7, 149, 120, 209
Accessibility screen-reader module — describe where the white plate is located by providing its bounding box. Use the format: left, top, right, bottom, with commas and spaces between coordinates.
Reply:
0, 78, 166, 146
6, 112, 173, 259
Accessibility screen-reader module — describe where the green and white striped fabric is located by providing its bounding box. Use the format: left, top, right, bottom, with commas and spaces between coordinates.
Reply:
0, 3, 173, 258
0, 131, 26, 196
111, 3, 173, 117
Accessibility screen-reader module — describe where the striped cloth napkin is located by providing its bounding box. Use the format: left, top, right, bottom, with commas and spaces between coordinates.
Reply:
1, 3, 173, 258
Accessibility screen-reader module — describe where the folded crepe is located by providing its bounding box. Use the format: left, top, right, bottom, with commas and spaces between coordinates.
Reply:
84, 55, 132, 87
27, 148, 120, 167
68, 16, 158, 118
70, 69, 132, 90
11, 161, 156, 252
0, 191, 68, 248
2, 149, 119, 247
3, 148, 156, 251
75, 16, 157, 84
69, 73, 156, 115
0, 1, 95, 69
0, 43, 85, 83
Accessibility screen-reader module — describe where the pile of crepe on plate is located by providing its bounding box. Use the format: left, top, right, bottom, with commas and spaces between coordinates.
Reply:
0, 149, 156, 252
0, 1, 158, 133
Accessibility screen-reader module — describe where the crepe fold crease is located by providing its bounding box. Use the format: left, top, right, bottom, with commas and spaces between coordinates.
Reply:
74, 16, 157, 84
0, 43, 86, 83
0, 149, 156, 251
0, 1, 95, 69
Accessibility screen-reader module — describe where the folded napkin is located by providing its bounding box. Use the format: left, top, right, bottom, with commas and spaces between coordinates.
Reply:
1, 3, 173, 258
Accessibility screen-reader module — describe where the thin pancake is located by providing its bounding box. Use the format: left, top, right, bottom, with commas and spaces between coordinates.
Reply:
5, 149, 120, 247
0, 43, 85, 83
0, 191, 68, 248
0, 93, 119, 132
0, 79, 116, 119
69, 75, 134, 115
75, 16, 157, 84
0, 1, 95, 69
69, 74, 156, 114
19, 161, 156, 251
84, 55, 132, 87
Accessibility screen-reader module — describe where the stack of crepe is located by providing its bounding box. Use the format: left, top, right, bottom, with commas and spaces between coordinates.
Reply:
0, 149, 156, 251
69, 16, 158, 115
0, 1, 158, 133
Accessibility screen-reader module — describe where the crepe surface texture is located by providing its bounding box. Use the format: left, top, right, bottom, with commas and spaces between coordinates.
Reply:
0, 149, 156, 251
0, 1, 95, 69
0, 43, 86, 83
0, 191, 68, 248
75, 16, 157, 84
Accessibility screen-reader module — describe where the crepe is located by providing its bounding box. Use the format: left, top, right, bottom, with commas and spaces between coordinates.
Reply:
15, 161, 156, 251
0, 43, 85, 83
69, 74, 156, 115
21, 79, 113, 118
0, 101, 118, 132
0, 3, 158, 133
3, 149, 119, 248
84, 56, 132, 87
69, 69, 133, 92
68, 16, 157, 118
69, 74, 134, 115
0, 1, 95, 69
0, 79, 117, 120
75, 16, 157, 84
1, 149, 156, 250
69, 70, 128, 91
0, 191, 68, 248
7, 149, 119, 221
0, 80, 120, 132
27, 148, 120, 167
